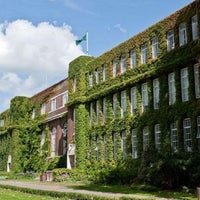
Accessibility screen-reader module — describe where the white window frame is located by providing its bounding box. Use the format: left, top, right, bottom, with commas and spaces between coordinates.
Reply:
113, 59, 117, 77
130, 50, 137, 68
192, 15, 198, 40
41, 103, 46, 115
167, 30, 175, 51
51, 127, 56, 157
89, 102, 93, 125
51, 98, 56, 111
113, 93, 117, 118
141, 44, 148, 64
0, 119, 4, 127
181, 68, 189, 102
96, 136, 99, 161
155, 124, 161, 150
96, 100, 99, 123
170, 123, 178, 152
31, 108, 36, 119
62, 92, 68, 106
143, 126, 149, 151
103, 98, 106, 122
141, 83, 148, 112
102, 64, 106, 81
121, 90, 126, 117
96, 68, 99, 84
103, 134, 106, 160
121, 131, 126, 159
183, 118, 192, 152
168, 72, 176, 105
130, 87, 137, 114
179, 23, 187, 46
152, 37, 158, 59
89, 72, 93, 87
153, 78, 159, 109
131, 129, 137, 159
120, 55, 126, 73
73, 76, 76, 92
194, 64, 200, 99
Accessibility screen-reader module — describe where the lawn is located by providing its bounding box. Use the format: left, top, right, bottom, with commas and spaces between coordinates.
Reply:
0, 187, 67, 200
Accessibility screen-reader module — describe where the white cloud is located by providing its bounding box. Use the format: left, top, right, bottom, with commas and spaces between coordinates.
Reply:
0, 20, 84, 112
114, 24, 127, 33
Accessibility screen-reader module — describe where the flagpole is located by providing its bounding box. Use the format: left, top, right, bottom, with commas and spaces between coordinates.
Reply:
86, 32, 89, 55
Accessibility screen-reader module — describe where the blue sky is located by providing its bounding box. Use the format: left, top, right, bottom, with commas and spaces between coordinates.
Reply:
0, 0, 193, 112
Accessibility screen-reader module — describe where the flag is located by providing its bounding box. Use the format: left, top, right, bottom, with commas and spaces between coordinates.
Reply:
75, 34, 87, 45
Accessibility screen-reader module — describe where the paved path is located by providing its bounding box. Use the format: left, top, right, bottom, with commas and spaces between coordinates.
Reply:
0, 180, 175, 200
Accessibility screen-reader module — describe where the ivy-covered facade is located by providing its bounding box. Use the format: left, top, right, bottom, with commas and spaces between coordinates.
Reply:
68, 0, 200, 182
0, 78, 69, 172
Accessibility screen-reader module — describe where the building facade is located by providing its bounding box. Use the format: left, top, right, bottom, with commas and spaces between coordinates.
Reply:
68, 1, 200, 170
0, 78, 70, 172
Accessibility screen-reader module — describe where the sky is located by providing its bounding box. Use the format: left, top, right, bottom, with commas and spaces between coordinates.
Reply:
0, 0, 194, 113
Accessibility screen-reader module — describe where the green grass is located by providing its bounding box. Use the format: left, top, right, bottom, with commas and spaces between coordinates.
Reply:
66, 183, 197, 200
0, 187, 67, 200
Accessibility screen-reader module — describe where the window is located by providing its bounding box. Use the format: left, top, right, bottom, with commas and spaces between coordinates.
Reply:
167, 30, 174, 51
73, 109, 75, 136
113, 133, 117, 160
0, 119, 4, 127
40, 131, 46, 155
120, 55, 126, 73
131, 129, 137, 159
194, 64, 200, 99
143, 127, 149, 151
155, 124, 161, 150
183, 118, 192, 152
130, 50, 137, 68
40, 131, 46, 147
181, 68, 189, 102
121, 90, 126, 117
103, 134, 106, 160
96, 68, 99, 84
130, 87, 137, 114
96, 136, 99, 160
102, 98, 106, 122
141, 83, 148, 112
179, 23, 187, 46
73, 76, 76, 92
170, 123, 178, 152
152, 37, 158, 59
41, 103, 46, 115
51, 98, 56, 111
89, 102, 93, 125
102, 64, 106, 81
51, 127, 56, 157
197, 116, 200, 139
63, 92, 68, 106
113, 93, 117, 118
89, 72, 93, 86
153, 78, 159, 109
168, 72, 176, 105
141, 44, 148, 64
121, 131, 126, 159
31, 108, 36, 119
96, 100, 99, 123
113, 59, 117, 77
63, 123, 67, 155
192, 15, 198, 40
